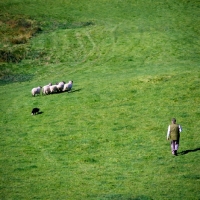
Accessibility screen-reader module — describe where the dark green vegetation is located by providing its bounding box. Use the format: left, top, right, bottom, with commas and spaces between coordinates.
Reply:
0, 0, 200, 199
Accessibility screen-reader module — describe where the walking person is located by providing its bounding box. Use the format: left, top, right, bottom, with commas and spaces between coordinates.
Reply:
167, 118, 182, 156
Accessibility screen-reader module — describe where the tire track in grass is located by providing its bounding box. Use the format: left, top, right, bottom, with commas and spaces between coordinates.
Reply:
76, 32, 86, 51
99, 23, 121, 61
108, 23, 121, 54
68, 28, 101, 68
85, 31, 96, 47
112, 23, 121, 44
85, 30, 100, 60
75, 32, 90, 63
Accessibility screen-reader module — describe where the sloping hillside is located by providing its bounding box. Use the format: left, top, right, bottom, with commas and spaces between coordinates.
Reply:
0, 1, 199, 199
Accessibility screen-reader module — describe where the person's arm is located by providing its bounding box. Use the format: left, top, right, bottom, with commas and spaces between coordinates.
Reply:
179, 125, 182, 133
167, 125, 170, 140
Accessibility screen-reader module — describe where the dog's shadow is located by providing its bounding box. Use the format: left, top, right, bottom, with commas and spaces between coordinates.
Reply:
179, 148, 200, 155
38, 111, 43, 115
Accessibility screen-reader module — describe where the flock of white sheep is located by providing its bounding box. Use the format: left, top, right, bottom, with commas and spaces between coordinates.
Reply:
31, 80, 73, 96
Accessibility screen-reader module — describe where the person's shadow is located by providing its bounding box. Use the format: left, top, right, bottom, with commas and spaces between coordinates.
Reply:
179, 148, 200, 155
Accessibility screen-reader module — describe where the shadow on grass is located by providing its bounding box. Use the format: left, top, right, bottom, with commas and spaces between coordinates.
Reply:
69, 88, 82, 93
0, 73, 34, 85
93, 194, 153, 200
61, 88, 82, 93
49, 88, 82, 95
38, 111, 43, 115
179, 147, 200, 155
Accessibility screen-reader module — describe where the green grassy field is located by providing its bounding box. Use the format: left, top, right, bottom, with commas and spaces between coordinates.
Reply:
0, 0, 200, 199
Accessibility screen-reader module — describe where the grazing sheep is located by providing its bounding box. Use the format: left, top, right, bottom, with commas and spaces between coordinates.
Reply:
63, 80, 73, 92
31, 108, 40, 115
42, 83, 52, 95
57, 81, 65, 92
31, 86, 41, 96
50, 85, 58, 93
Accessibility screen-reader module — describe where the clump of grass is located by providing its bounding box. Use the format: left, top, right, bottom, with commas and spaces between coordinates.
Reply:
0, 46, 27, 63
1, 15, 41, 45
0, 14, 42, 63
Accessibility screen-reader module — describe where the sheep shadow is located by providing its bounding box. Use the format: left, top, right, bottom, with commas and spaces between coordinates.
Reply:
179, 147, 200, 155
50, 88, 82, 95
68, 88, 82, 93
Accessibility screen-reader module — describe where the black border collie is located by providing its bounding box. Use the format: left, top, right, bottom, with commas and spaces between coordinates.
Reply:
31, 108, 40, 115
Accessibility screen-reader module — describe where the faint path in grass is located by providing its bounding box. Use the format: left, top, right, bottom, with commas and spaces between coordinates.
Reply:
76, 32, 86, 51
37, 144, 59, 166
112, 23, 121, 44
85, 30, 101, 61
28, 137, 60, 167
75, 23, 124, 64
85, 31, 96, 47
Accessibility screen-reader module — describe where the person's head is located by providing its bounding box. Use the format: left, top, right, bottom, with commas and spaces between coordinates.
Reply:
171, 118, 176, 124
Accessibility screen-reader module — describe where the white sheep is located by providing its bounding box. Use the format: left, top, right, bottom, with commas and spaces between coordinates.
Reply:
42, 83, 52, 95
50, 85, 58, 93
42, 85, 51, 95
31, 86, 41, 96
57, 81, 65, 92
63, 80, 73, 92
